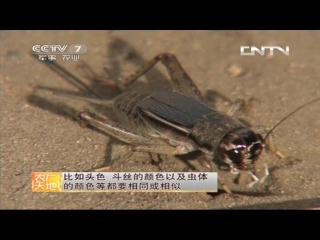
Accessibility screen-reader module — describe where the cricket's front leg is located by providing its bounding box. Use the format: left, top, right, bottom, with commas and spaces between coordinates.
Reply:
251, 125, 286, 160
265, 133, 286, 159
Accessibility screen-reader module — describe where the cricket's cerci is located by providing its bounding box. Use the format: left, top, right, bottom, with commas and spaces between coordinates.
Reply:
36, 53, 320, 194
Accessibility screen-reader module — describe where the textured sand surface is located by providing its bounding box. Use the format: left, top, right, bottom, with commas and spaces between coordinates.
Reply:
1, 30, 320, 209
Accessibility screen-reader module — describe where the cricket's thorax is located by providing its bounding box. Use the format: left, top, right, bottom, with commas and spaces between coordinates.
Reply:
190, 111, 245, 152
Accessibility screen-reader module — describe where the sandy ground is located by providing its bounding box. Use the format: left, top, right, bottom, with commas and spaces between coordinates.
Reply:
1, 30, 320, 209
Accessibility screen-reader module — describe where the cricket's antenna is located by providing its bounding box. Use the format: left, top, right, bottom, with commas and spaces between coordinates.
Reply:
264, 97, 320, 142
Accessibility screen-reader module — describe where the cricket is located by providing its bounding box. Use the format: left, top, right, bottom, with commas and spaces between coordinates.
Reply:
35, 53, 320, 194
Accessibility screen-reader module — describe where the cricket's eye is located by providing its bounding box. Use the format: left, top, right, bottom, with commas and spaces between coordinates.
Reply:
225, 146, 246, 164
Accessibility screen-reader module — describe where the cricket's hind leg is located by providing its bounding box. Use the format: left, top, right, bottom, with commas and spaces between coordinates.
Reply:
107, 53, 203, 100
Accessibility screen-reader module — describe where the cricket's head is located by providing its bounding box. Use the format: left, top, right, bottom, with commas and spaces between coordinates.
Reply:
217, 127, 264, 171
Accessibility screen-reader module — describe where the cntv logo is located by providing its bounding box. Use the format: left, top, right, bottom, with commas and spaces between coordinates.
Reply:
240, 46, 289, 56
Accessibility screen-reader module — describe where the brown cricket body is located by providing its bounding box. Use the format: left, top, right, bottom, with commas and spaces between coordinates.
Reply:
105, 90, 265, 173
